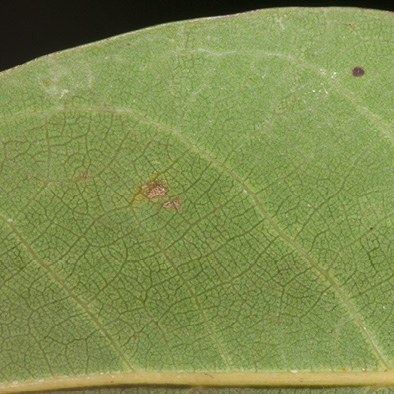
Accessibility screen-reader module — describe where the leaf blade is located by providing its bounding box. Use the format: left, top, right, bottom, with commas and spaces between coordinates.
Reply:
1, 7, 394, 390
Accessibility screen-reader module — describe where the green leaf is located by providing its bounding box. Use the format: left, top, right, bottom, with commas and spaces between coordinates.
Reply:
1, 6, 394, 392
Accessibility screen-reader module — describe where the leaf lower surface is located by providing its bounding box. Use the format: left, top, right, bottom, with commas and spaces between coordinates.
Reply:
1, 6, 394, 393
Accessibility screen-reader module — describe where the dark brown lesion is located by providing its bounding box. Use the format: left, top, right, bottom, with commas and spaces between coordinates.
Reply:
352, 66, 365, 77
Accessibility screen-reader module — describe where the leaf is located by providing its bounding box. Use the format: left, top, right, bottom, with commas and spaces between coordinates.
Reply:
1, 6, 394, 393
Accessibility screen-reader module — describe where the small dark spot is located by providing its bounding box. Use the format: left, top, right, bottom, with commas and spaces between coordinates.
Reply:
126, 43, 131, 46
352, 66, 365, 77
370, 227, 374, 231
42, 78, 52, 86
348, 22, 355, 27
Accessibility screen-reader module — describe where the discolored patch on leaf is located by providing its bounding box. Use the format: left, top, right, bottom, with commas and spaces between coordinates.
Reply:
141, 180, 168, 199
352, 66, 365, 77
75, 172, 89, 181
163, 197, 180, 210
80, 172, 89, 180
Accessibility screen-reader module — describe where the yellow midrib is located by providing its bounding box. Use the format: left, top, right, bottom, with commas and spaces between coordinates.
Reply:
1, 371, 394, 392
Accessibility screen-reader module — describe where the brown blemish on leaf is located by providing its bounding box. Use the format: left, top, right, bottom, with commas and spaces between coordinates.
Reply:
162, 201, 172, 209
352, 66, 365, 77
141, 180, 168, 199
75, 172, 89, 181
348, 22, 355, 27
173, 197, 180, 209
341, 367, 349, 372
163, 197, 180, 210
42, 78, 52, 86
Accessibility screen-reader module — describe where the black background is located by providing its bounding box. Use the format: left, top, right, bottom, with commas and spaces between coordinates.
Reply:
1, 0, 393, 72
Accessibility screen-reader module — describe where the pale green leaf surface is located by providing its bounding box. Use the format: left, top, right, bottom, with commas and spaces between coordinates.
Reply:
1, 6, 394, 391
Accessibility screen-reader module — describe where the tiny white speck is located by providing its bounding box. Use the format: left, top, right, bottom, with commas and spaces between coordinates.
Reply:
362, 368, 366, 372
7, 218, 13, 223
307, 203, 312, 207
243, 189, 247, 193
383, 305, 386, 310
290, 370, 298, 373
59, 89, 69, 99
